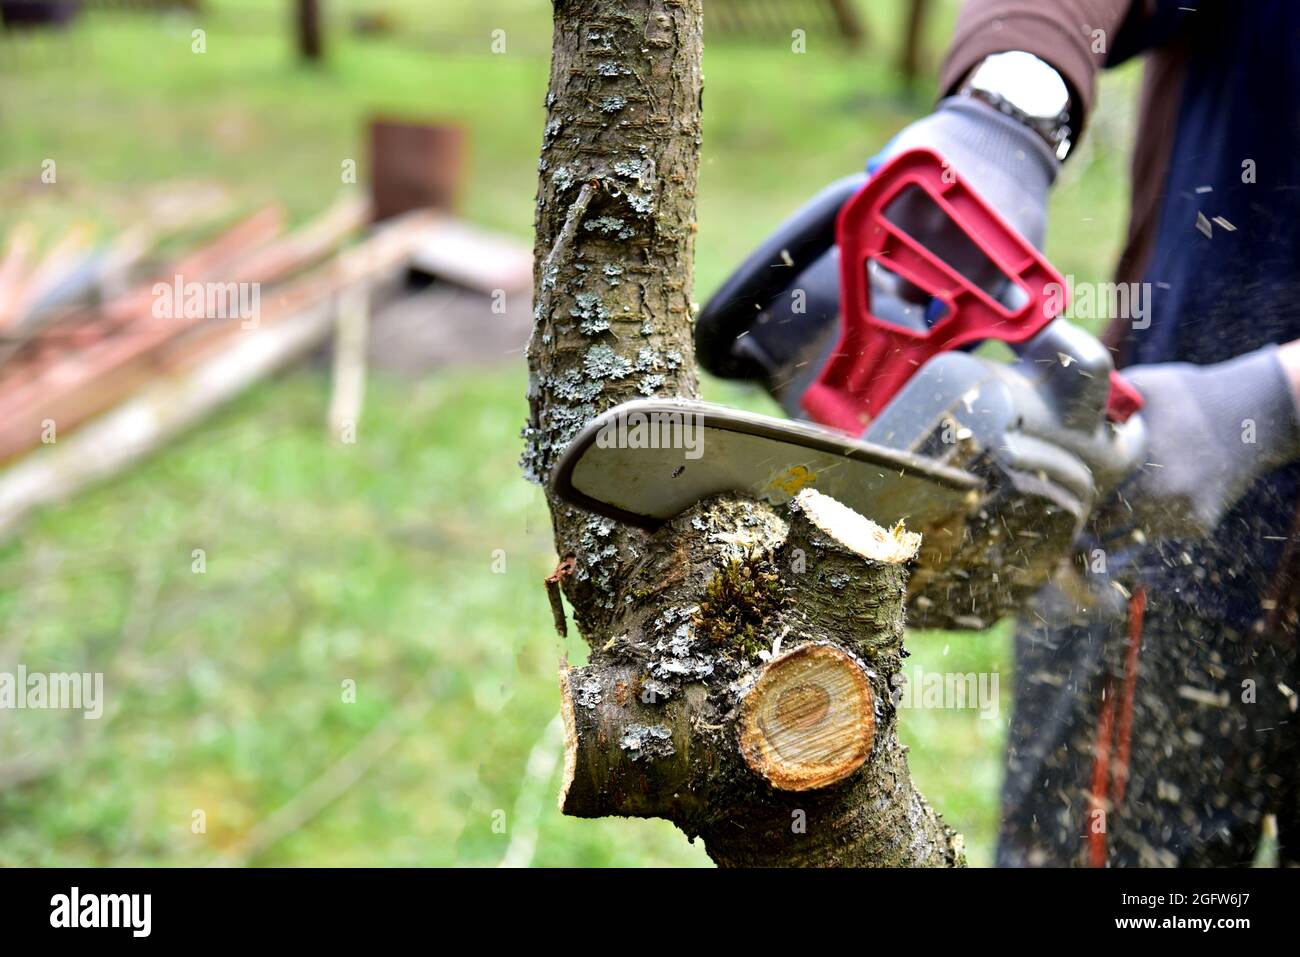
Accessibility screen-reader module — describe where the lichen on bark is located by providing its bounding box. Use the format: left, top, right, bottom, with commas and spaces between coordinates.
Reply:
523, 0, 703, 637
526, 0, 964, 868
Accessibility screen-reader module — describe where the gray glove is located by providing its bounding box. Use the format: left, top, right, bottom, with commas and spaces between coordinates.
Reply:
858, 95, 1061, 360
1099, 346, 1300, 541
878, 94, 1060, 251
724, 94, 1061, 412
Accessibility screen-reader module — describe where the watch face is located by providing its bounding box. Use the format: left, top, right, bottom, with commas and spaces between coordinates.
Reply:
969, 51, 1071, 122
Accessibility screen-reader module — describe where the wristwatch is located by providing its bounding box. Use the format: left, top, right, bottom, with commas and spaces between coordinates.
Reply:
959, 51, 1075, 161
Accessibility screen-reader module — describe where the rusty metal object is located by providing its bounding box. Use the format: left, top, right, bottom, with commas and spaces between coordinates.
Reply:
368, 119, 467, 221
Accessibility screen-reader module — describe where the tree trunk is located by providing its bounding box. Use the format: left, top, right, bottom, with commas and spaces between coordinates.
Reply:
525, 0, 964, 868
296, 0, 323, 62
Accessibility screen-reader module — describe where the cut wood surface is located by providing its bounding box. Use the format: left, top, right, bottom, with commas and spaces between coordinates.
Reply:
738, 642, 875, 792
554, 490, 963, 867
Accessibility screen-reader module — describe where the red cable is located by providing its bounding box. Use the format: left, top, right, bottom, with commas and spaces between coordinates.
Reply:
1087, 673, 1117, 868
1085, 586, 1147, 867
1112, 586, 1147, 803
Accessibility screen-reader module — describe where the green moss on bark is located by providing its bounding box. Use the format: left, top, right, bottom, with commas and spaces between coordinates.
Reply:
694, 550, 788, 660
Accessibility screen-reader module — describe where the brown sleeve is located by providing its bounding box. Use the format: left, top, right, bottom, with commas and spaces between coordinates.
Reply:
937, 0, 1137, 133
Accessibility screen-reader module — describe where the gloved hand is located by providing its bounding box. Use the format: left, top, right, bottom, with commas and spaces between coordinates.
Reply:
720, 95, 1060, 414
870, 93, 1059, 270
1095, 346, 1300, 541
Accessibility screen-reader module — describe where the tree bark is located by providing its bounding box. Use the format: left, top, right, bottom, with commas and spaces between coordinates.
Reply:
523, 0, 702, 641
526, 0, 963, 868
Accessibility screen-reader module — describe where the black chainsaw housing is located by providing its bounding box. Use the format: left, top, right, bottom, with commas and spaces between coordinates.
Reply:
694, 174, 864, 381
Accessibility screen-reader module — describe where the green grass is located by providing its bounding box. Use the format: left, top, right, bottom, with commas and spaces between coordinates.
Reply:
0, 1, 1138, 866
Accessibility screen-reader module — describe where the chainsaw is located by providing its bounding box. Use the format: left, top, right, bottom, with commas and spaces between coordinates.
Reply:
550, 148, 1148, 629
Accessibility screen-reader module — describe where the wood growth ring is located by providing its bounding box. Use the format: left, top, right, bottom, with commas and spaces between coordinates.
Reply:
738, 643, 875, 791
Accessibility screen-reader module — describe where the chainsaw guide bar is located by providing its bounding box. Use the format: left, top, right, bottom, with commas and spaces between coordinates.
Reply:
550, 399, 983, 534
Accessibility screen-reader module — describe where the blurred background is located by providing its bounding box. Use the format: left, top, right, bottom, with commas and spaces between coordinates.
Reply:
0, 0, 1140, 866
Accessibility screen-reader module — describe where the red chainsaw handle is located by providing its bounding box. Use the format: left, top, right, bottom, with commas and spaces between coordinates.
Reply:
801, 148, 1141, 433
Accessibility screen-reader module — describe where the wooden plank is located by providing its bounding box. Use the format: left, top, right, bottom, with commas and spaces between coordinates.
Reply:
327, 284, 370, 441
0, 205, 291, 458
0, 206, 287, 421
0, 208, 433, 466
0, 212, 437, 539
0, 298, 337, 540
409, 213, 532, 293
